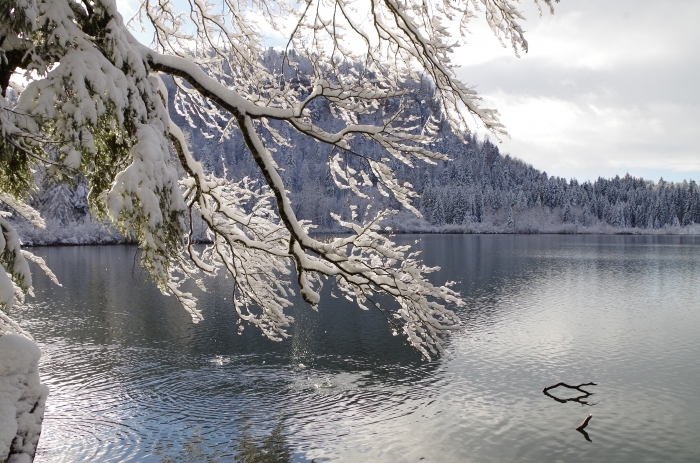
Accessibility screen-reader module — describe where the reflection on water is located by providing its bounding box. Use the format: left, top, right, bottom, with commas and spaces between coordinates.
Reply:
154, 424, 291, 463
11, 235, 700, 462
154, 429, 227, 463
577, 428, 592, 443
235, 424, 291, 463
542, 389, 595, 406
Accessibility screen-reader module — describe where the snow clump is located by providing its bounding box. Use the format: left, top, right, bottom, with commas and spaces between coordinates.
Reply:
0, 335, 49, 463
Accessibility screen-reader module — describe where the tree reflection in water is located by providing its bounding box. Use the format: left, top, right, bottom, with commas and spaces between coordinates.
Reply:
156, 424, 291, 463
235, 424, 291, 463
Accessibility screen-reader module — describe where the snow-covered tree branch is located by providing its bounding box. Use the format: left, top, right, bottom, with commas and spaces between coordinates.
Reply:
0, 0, 555, 357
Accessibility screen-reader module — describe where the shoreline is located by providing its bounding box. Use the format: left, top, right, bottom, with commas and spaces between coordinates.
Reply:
19, 227, 700, 247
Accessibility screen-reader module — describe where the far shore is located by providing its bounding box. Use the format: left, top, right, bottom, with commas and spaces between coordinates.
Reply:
18, 225, 700, 247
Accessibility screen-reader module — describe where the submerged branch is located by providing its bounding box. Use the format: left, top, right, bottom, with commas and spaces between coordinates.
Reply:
543, 382, 597, 394
576, 414, 593, 431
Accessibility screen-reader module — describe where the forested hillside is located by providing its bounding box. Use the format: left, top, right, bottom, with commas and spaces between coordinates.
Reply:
9, 52, 700, 244
179, 66, 700, 236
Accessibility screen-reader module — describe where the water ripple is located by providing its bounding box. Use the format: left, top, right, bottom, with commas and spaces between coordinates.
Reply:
13, 237, 700, 462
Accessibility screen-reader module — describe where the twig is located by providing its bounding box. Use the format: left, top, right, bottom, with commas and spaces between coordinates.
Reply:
576, 414, 592, 431
543, 382, 597, 394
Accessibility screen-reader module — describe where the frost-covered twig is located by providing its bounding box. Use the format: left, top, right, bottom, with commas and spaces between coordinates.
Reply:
0, 0, 553, 355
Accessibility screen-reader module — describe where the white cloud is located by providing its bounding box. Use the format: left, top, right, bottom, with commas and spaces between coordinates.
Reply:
456, 0, 700, 182
116, 0, 139, 21
478, 90, 700, 182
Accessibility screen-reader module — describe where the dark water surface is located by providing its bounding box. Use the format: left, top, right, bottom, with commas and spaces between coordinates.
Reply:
13, 235, 700, 462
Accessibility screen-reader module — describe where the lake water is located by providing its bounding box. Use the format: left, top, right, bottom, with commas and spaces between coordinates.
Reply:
12, 235, 700, 462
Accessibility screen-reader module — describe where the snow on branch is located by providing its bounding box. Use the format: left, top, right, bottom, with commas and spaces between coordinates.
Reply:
0, 0, 551, 355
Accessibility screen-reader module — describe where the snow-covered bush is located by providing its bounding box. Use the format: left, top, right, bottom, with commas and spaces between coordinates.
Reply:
0, 334, 49, 463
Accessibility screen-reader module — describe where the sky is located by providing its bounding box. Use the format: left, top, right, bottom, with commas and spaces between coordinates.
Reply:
456, 0, 700, 183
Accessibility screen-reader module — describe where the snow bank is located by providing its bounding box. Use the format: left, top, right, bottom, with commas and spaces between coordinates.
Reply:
0, 335, 48, 463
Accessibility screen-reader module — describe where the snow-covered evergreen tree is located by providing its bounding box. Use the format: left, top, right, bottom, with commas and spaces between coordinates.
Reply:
40, 184, 74, 225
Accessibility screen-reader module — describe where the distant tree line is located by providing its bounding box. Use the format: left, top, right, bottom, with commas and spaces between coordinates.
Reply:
415, 144, 700, 231
165, 58, 699, 233
11, 51, 700, 238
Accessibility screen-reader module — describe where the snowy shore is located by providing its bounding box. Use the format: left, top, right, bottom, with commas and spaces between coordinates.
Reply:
0, 335, 48, 463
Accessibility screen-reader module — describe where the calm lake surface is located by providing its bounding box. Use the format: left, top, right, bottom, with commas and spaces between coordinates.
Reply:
12, 235, 700, 462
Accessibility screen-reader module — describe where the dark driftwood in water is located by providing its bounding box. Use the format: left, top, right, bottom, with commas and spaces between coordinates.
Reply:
543, 382, 597, 394
542, 382, 597, 405
576, 414, 593, 431
543, 389, 595, 406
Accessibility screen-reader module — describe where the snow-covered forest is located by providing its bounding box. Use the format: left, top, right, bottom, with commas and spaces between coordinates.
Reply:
11, 55, 700, 245
16, 134, 700, 243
